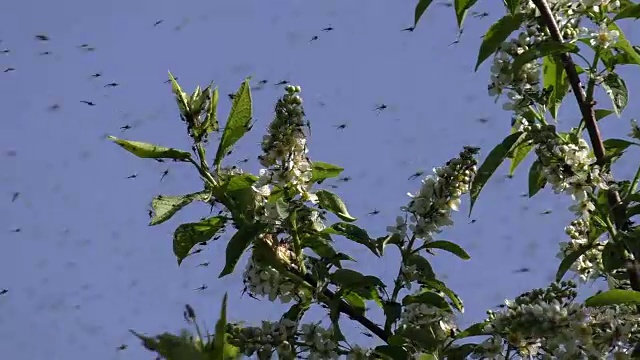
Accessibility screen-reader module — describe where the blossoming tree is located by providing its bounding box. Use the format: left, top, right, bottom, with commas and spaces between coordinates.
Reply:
108, 0, 640, 358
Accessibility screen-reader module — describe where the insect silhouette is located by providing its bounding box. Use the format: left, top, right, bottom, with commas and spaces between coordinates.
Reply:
80, 100, 96, 106
126, 174, 138, 179
0, 49, 9, 54
237, 157, 249, 164
164, 77, 178, 83
194, 284, 208, 291
438, 1, 453, 7
477, 117, 489, 124
0, 289, 7, 295
368, 209, 380, 215
449, 29, 464, 46
116, 344, 127, 351
197, 262, 210, 267
154, 159, 165, 163
91, 72, 102, 78
469, 219, 477, 224
338, 176, 352, 182
120, 125, 132, 131
160, 169, 169, 181
11, 192, 19, 202
329, 184, 339, 189
374, 104, 387, 112
257, 79, 268, 85
104, 82, 119, 88
275, 80, 289, 86
39, 51, 52, 55
513, 267, 531, 273
335, 124, 347, 131
408, 171, 424, 180
35, 34, 50, 41
228, 93, 236, 100
11, 228, 21, 233
472, 11, 489, 19
541, 210, 552, 215
309, 35, 319, 43
189, 249, 203, 256
322, 26, 334, 32
147, 209, 153, 218
401, 26, 415, 32
4, 67, 15, 73
153, 20, 164, 26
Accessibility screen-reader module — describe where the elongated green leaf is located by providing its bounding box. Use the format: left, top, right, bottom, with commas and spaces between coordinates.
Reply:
609, 22, 640, 66
323, 222, 380, 256
585, 289, 640, 307
414, 0, 435, 27
614, 3, 640, 20
310, 161, 344, 184
403, 290, 451, 311
219, 226, 259, 278
214, 78, 253, 167
603, 138, 639, 165
422, 240, 470, 260
528, 159, 546, 198
595, 109, 615, 122
316, 190, 357, 222
213, 293, 228, 360
556, 245, 593, 281
150, 191, 210, 226
374, 345, 409, 360
542, 55, 570, 119
470, 131, 526, 214
512, 41, 578, 76
509, 141, 533, 175
194, 85, 219, 141
168, 72, 190, 116
108, 136, 191, 160
504, 0, 520, 13
330, 269, 384, 290
455, 322, 488, 339
173, 216, 227, 265
405, 254, 436, 280
602, 72, 628, 116
422, 278, 464, 312
454, 0, 479, 28
475, 14, 525, 71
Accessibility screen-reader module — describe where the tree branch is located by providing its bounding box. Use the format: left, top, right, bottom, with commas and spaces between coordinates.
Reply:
531, 0, 639, 291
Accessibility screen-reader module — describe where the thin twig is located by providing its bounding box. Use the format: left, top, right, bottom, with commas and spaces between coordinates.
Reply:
531, 0, 638, 290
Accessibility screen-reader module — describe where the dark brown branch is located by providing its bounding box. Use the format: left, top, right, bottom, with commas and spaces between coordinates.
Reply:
531, 0, 638, 291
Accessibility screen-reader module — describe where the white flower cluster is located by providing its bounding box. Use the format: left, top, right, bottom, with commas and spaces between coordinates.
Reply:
388, 147, 479, 241
300, 323, 340, 360
253, 85, 317, 208
346, 346, 372, 360
558, 218, 607, 282
226, 319, 299, 358
475, 282, 640, 358
490, 0, 621, 114
399, 301, 457, 340
243, 257, 302, 303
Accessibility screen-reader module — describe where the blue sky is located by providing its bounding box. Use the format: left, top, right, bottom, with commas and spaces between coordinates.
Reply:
2, 0, 640, 358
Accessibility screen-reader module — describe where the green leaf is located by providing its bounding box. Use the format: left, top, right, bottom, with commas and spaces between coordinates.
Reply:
445, 344, 478, 359
323, 222, 380, 256
330, 269, 385, 291
585, 289, 640, 307
383, 301, 402, 332
601, 242, 625, 273
403, 290, 451, 311
316, 190, 357, 222
219, 225, 259, 278
603, 138, 638, 164
509, 141, 533, 176
213, 293, 228, 360
542, 55, 570, 119
310, 161, 344, 184
528, 159, 546, 197
609, 22, 640, 66
108, 136, 191, 160
414, 0, 435, 28
214, 78, 253, 168
470, 131, 526, 214
195, 85, 219, 141
282, 301, 310, 323
601, 72, 629, 116
595, 109, 615, 122
556, 244, 593, 281
405, 254, 436, 280
173, 216, 227, 265
512, 41, 579, 77
150, 191, 210, 226
303, 236, 352, 267
422, 278, 464, 312
614, 3, 640, 20
454, 0, 479, 29
417, 354, 438, 360
344, 292, 366, 313
421, 240, 470, 260
475, 14, 525, 71
168, 72, 190, 117
505, 0, 520, 13
455, 322, 488, 339
374, 345, 409, 360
